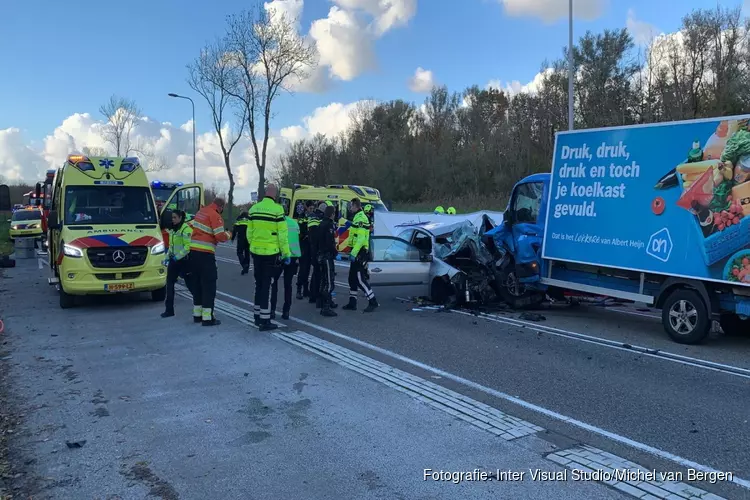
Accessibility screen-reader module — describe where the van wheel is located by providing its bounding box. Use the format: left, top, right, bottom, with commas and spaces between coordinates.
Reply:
661, 289, 710, 344
719, 313, 749, 337
59, 287, 75, 309
151, 286, 167, 302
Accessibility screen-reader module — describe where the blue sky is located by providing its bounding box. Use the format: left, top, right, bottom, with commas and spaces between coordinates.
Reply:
0, 0, 745, 198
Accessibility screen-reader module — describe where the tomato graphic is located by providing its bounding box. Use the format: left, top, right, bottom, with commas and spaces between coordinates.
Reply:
652, 196, 665, 215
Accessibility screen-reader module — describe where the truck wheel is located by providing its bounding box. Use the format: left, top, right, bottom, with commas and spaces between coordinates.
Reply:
151, 286, 167, 302
59, 287, 75, 309
719, 313, 749, 337
661, 289, 710, 344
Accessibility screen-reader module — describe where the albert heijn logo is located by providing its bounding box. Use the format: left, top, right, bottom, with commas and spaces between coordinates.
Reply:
647, 228, 673, 263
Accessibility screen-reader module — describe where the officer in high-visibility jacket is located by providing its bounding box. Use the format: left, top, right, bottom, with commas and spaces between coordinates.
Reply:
247, 184, 290, 331
231, 211, 251, 274
271, 215, 301, 320
296, 201, 315, 299
190, 197, 231, 326
161, 209, 194, 318
342, 197, 379, 312
306, 202, 326, 305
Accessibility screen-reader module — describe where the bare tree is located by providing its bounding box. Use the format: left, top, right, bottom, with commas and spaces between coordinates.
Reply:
188, 40, 248, 218
221, 6, 316, 197
132, 140, 170, 173
81, 146, 110, 157
99, 95, 142, 156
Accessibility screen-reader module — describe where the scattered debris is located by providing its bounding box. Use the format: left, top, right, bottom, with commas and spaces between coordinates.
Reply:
519, 312, 546, 322
65, 440, 86, 449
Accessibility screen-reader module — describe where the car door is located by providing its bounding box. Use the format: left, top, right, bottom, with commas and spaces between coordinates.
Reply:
367, 236, 431, 286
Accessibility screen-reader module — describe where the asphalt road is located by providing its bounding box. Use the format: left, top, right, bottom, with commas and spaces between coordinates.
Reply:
1, 257, 626, 500
212, 243, 750, 499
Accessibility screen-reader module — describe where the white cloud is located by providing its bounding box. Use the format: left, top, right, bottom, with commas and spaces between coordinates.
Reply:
487, 68, 555, 96
303, 0, 417, 86
408, 67, 436, 93
626, 9, 660, 47
0, 102, 369, 203
499, 0, 605, 23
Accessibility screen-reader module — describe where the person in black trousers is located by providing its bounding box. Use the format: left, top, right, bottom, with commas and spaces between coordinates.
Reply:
296, 201, 315, 299
307, 202, 325, 306
231, 211, 251, 275
316, 205, 338, 317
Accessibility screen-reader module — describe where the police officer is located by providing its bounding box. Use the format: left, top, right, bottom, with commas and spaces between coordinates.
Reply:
306, 201, 326, 306
247, 184, 290, 332
231, 211, 251, 274
271, 213, 301, 320
161, 209, 193, 318
190, 197, 231, 326
317, 205, 338, 317
342, 198, 379, 312
296, 201, 315, 299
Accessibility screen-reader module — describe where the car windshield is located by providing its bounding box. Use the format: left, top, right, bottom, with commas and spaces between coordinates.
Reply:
12, 210, 41, 221
64, 186, 157, 225
151, 187, 175, 203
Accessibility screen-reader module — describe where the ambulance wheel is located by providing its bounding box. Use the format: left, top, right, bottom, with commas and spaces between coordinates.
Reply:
59, 287, 75, 309
661, 289, 710, 345
151, 286, 167, 302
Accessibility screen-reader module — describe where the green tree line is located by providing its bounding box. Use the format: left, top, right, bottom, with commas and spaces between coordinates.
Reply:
275, 5, 750, 211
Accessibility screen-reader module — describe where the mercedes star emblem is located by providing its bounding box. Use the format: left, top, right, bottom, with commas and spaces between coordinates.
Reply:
112, 250, 126, 264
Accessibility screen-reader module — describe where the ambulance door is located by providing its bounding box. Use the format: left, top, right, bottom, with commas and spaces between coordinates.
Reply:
161, 184, 203, 228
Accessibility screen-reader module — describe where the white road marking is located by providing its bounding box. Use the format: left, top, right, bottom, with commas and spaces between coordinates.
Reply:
276, 330, 543, 440
606, 307, 661, 320
447, 308, 750, 380
215, 255, 349, 288
210, 287, 750, 492
549, 445, 726, 499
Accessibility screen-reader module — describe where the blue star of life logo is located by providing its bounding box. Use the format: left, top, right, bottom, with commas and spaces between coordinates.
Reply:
99, 158, 114, 168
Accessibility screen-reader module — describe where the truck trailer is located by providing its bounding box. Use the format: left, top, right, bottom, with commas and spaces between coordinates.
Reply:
488, 115, 750, 344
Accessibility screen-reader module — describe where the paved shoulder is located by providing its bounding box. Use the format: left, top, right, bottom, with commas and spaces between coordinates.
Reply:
0, 260, 624, 499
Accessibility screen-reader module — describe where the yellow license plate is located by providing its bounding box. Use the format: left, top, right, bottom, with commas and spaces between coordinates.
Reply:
104, 282, 135, 292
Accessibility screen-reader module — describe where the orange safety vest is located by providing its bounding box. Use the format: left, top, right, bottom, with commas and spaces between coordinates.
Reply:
190, 203, 229, 253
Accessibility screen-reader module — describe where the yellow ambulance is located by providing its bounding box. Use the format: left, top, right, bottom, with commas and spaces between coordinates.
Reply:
46, 155, 170, 308
280, 184, 387, 252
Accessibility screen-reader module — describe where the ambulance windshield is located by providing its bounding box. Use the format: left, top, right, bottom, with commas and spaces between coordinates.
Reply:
64, 186, 158, 225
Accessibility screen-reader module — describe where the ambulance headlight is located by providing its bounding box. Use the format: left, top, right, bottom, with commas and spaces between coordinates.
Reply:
151, 242, 166, 255
63, 244, 83, 258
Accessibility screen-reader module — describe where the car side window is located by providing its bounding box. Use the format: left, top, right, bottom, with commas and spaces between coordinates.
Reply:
371, 237, 421, 261
396, 229, 414, 242
511, 182, 543, 224
177, 187, 201, 217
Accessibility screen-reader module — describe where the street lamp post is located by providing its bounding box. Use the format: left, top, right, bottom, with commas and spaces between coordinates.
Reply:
568, 0, 574, 131
168, 93, 197, 183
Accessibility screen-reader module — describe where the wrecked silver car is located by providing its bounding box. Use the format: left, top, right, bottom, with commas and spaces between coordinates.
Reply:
364, 216, 505, 306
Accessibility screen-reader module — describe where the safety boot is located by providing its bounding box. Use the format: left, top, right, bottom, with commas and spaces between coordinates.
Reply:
161, 310, 175, 318
193, 305, 203, 323
363, 298, 379, 313
320, 307, 337, 317
259, 320, 278, 331
254, 314, 260, 327
282, 304, 291, 320
342, 297, 357, 311
201, 308, 221, 326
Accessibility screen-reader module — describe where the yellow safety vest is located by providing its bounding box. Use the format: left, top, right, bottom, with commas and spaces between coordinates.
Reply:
247, 198, 291, 257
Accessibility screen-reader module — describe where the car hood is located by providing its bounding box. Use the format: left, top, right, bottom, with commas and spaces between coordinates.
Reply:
433, 218, 495, 265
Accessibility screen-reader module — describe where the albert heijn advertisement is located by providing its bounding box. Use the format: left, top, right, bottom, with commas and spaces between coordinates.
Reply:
542, 115, 750, 287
